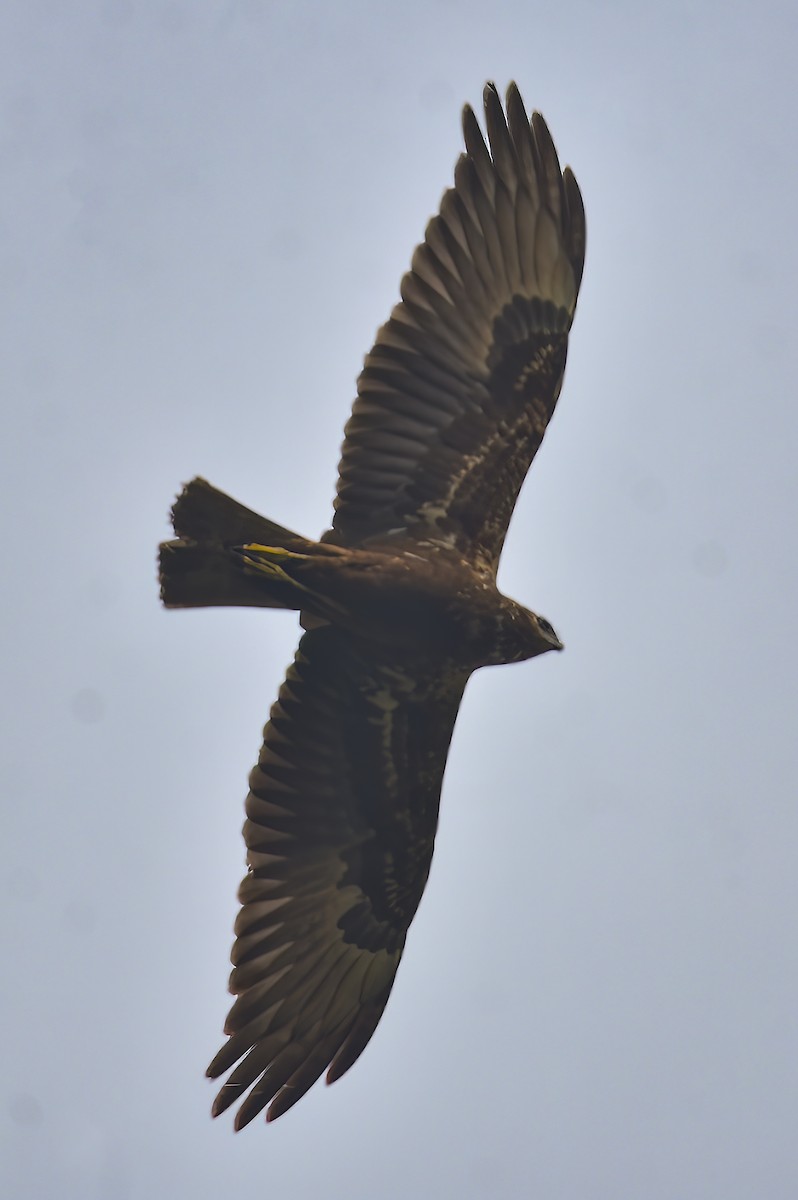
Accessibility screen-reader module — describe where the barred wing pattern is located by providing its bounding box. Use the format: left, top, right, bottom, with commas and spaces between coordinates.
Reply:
329, 82, 585, 572
208, 627, 467, 1127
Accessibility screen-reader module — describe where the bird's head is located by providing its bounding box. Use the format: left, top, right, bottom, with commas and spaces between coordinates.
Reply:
495, 599, 564, 665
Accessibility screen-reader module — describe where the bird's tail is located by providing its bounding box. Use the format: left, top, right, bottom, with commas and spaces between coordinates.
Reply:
159, 478, 316, 610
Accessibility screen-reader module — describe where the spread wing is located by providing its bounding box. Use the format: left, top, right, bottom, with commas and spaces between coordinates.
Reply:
207, 627, 467, 1127
327, 82, 585, 573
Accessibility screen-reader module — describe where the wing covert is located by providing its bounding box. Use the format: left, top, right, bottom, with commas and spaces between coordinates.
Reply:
208, 626, 467, 1126
327, 82, 585, 572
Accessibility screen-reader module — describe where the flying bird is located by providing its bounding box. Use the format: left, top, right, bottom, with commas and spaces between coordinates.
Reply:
159, 82, 585, 1128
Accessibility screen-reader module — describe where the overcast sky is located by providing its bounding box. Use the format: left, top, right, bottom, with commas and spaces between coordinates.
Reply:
3, 2, 797, 1197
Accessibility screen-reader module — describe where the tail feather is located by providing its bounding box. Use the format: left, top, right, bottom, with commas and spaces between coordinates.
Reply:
159, 543, 304, 610
171, 477, 305, 548
159, 478, 311, 610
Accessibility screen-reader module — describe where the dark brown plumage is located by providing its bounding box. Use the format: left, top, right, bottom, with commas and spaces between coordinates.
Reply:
159, 82, 585, 1127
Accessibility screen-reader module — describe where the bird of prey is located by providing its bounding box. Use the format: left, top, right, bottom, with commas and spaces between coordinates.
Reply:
159, 82, 585, 1128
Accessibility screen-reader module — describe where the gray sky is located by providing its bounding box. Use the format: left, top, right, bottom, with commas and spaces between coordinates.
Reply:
3, 1, 797, 1197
